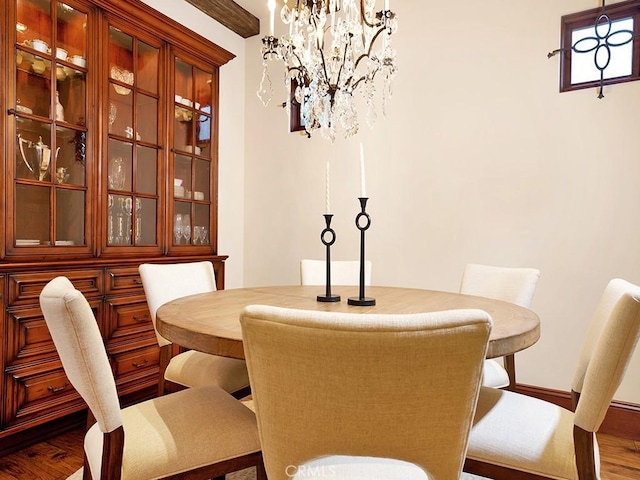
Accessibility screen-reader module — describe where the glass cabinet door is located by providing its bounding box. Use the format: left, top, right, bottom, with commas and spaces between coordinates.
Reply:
106, 24, 160, 248
13, 0, 89, 249
173, 55, 215, 248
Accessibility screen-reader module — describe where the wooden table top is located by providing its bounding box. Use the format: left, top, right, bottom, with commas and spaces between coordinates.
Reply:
156, 285, 540, 360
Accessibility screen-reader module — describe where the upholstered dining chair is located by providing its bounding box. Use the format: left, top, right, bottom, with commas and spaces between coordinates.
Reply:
39, 276, 265, 480
464, 278, 640, 480
139, 261, 250, 397
241, 305, 492, 480
459, 263, 540, 390
300, 259, 372, 286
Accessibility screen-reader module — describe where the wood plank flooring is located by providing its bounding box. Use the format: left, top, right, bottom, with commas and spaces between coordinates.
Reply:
0, 427, 639, 479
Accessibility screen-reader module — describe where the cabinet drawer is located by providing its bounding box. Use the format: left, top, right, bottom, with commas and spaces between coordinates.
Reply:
105, 295, 154, 343
6, 301, 102, 366
8, 270, 103, 306
4, 364, 84, 429
106, 267, 145, 295
113, 345, 160, 381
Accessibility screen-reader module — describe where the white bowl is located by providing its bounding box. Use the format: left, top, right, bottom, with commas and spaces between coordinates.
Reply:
32, 39, 48, 53
56, 48, 68, 60
194, 191, 204, 201
174, 178, 183, 187
70, 55, 86, 67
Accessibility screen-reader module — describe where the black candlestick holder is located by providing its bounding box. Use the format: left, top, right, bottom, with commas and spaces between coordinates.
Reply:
317, 214, 340, 302
348, 197, 376, 306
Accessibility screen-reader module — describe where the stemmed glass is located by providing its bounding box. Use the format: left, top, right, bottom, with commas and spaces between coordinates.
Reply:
182, 214, 191, 244
194, 226, 204, 244
174, 214, 183, 245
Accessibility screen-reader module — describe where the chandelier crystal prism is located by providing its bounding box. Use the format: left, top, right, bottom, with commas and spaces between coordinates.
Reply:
258, 0, 398, 141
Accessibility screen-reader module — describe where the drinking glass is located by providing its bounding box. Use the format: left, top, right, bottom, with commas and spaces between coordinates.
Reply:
193, 226, 204, 244
174, 214, 183, 245
182, 214, 191, 244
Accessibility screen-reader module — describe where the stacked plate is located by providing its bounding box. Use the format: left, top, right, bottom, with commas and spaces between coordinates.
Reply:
16, 239, 40, 246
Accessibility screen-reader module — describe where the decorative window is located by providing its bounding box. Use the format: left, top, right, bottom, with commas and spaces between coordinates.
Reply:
552, 0, 640, 97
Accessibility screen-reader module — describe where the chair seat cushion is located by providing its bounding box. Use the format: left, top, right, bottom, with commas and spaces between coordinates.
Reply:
481, 359, 509, 389
293, 455, 430, 479
467, 387, 600, 479
166, 349, 250, 393
84, 386, 260, 479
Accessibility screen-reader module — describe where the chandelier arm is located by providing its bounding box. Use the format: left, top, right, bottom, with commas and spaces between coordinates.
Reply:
353, 25, 386, 71
335, 33, 355, 93
359, 0, 379, 29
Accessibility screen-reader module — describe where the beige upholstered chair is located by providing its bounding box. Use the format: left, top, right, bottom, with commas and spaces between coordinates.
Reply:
139, 261, 249, 396
241, 305, 492, 480
464, 278, 640, 480
459, 263, 540, 389
39, 276, 265, 480
300, 259, 372, 286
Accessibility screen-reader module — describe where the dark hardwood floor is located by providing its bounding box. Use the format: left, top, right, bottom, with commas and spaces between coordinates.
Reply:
0, 427, 639, 479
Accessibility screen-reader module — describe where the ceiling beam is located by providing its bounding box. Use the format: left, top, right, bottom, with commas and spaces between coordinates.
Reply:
184, 0, 260, 38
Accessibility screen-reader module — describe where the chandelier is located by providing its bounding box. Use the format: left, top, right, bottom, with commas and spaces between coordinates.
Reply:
257, 0, 398, 141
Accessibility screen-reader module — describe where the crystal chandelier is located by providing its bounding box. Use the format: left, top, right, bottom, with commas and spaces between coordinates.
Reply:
257, 0, 398, 141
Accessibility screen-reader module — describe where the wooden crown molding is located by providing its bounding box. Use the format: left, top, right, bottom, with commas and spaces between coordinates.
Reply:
184, 0, 260, 38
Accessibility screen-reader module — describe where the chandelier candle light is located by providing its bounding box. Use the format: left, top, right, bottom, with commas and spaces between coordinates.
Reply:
258, 0, 398, 141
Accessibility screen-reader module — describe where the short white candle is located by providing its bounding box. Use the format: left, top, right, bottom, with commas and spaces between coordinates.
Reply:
325, 160, 331, 214
359, 142, 366, 198
268, 0, 276, 36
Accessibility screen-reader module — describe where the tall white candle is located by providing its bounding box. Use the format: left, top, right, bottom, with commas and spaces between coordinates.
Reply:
385, 0, 390, 10
325, 160, 331, 213
268, 0, 276, 36
359, 142, 366, 198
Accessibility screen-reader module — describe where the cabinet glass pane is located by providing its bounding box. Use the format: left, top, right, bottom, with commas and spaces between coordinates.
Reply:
108, 194, 133, 245
16, 120, 53, 181
17, 0, 52, 51
55, 127, 85, 186
136, 146, 157, 195
57, 63, 86, 126
16, 52, 52, 117
194, 159, 210, 202
108, 140, 133, 192
136, 94, 157, 144
136, 197, 156, 245
56, 2, 87, 61
16, 184, 50, 243
175, 58, 193, 103
137, 40, 158, 94
194, 204, 210, 245
55, 189, 84, 245
109, 84, 133, 137
173, 203, 192, 245
174, 154, 192, 199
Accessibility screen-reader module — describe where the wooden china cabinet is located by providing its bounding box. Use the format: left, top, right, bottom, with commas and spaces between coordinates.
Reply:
0, 0, 234, 452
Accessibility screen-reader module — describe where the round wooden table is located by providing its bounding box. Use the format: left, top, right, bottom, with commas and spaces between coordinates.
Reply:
156, 285, 540, 360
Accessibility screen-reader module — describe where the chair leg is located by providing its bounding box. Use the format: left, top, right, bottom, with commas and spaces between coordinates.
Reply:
504, 354, 516, 391
256, 457, 268, 480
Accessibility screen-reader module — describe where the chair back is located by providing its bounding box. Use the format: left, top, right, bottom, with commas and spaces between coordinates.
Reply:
300, 259, 372, 286
572, 279, 640, 433
139, 261, 217, 346
459, 263, 540, 308
241, 305, 492, 480
39, 276, 122, 433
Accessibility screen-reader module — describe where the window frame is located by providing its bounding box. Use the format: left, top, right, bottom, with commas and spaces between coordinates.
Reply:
559, 0, 640, 93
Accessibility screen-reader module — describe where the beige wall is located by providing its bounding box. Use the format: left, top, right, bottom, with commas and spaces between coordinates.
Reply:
242, 1, 640, 402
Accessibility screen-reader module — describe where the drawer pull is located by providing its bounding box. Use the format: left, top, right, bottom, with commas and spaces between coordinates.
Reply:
47, 382, 70, 394
133, 315, 150, 323
132, 359, 149, 368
